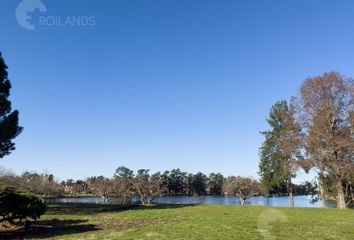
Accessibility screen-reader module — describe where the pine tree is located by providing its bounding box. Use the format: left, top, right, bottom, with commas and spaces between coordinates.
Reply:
0, 52, 23, 158
259, 100, 303, 207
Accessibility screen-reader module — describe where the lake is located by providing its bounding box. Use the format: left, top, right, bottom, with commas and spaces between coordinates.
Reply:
50, 195, 337, 208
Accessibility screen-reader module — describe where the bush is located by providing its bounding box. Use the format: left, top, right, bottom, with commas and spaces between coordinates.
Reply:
0, 184, 46, 224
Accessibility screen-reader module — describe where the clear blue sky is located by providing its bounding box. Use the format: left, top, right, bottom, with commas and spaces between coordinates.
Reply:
1, 0, 354, 181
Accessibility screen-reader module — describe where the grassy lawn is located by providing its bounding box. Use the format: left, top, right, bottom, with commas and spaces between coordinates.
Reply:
1, 203, 354, 239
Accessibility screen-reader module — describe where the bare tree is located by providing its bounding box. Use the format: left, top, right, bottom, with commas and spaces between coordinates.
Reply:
113, 166, 135, 204
131, 169, 165, 205
222, 176, 265, 206
299, 72, 354, 209
86, 176, 114, 201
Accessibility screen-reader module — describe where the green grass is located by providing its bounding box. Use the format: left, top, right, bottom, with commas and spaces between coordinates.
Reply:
1, 203, 354, 239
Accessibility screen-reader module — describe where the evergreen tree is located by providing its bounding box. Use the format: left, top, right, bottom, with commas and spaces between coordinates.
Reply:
208, 173, 225, 195
259, 100, 303, 207
0, 52, 23, 158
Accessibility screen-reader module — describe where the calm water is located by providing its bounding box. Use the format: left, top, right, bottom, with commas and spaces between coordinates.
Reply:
50, 195, 337, 208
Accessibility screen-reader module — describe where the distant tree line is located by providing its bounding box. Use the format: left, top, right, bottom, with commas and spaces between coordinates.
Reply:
0, 167, 317, 205
0, 169, 64, 197
87, 169, 314, 201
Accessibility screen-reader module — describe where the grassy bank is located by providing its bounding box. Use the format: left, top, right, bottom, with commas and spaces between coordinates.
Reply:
1, 203, 353, 239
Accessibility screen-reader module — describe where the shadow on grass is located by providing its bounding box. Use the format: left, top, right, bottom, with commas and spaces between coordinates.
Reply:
47, 202, 142, 215
0, 219, 99, 239
142, 203, 199, 210
0, 203, 198, 239
47, 202, 197, 215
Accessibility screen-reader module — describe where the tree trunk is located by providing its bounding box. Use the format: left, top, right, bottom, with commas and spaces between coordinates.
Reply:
267, 195, 269, 206
335, 179, 346, 209
351, 187, 354, 207
289, 191, 294, 207
319, 179, 327, 208
289, 183, 294, 208
239, 196, 245, 206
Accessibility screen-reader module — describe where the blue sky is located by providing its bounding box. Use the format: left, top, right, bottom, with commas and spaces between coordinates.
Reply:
1, 0, 354, 181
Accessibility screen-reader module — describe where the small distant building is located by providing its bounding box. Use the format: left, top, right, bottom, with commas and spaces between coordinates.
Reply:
63, 179, 88, 194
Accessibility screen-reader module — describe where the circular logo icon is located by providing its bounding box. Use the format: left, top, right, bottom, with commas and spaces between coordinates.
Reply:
257, 209, 288, 240
16, 0, 47, 30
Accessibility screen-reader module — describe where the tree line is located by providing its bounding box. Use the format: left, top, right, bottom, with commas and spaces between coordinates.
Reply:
259, 72, 353, 209
0, 167, 317, 205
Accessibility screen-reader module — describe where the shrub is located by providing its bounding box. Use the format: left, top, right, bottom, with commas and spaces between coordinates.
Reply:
0, 184, 46, 224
